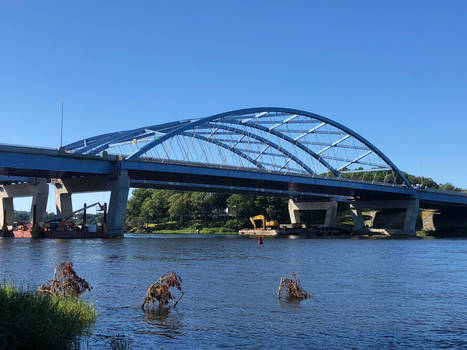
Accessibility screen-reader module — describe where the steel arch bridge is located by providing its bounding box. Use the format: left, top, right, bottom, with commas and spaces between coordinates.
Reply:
64, 107, 412, 189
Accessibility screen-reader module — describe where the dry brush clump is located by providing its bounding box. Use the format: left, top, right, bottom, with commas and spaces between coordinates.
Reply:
38, 262, 92, 297
277, 273, 313, 300
142, 271, 184, 311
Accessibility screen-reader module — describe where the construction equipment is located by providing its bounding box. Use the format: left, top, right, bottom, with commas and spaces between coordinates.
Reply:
43, 202, 108, 233
44, 202, 106, 223
250, 215, 280, 230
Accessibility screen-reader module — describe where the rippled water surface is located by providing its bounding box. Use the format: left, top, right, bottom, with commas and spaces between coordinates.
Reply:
2, 235, 467, 349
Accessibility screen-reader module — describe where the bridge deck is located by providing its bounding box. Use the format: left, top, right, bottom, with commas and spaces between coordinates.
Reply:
0, 144, 465, 207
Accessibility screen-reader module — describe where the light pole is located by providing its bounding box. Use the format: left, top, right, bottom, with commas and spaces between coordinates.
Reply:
60, 99, 64, 148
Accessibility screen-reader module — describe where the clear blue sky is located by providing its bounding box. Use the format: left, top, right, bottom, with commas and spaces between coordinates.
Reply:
1, 1, 466, 212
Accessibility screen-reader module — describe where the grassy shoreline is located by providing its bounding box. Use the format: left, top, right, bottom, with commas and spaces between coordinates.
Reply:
130, 223, 237, 235
141, 229, 237, 234
0, 283, 96, 350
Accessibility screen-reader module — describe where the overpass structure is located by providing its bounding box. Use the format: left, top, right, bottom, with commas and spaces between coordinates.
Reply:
0, 107, 466, 236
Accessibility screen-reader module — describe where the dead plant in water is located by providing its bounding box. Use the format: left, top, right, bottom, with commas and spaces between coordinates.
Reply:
38, 262, 92, 297
277, 273, 312, 300
141, 271, 183, 311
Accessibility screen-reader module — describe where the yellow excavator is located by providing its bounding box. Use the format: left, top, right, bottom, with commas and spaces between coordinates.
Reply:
250, 215, 280, 230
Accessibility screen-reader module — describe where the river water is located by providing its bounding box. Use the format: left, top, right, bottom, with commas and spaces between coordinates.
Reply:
2, 235, 467, 349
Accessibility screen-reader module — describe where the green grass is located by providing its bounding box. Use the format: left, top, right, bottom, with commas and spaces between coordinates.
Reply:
199, 227, 236, 234
0, 283, 96, 350
147, 227, 236, 234
150, 229, 198, 234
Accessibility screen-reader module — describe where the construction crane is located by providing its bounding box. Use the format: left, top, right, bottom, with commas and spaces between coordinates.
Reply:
45, 202, 106, 223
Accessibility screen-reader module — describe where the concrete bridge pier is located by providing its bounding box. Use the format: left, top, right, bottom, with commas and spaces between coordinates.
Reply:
349, 202, 365, 232
107, 171, 130, 236
0, 197, 13, 234
0, 179, 49, 231
350, 198, 420, 235
403, 198, 420, 234
53, 170, 129, 237
288, 199, 338, 227
55, 191, 73, 221
30, 180, 49, 224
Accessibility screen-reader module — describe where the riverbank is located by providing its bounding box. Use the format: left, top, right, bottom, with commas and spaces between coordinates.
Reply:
0, 283, 96, 350
130, 228, 467, 238
145, 228, 237, 234
130, 222, 237, 235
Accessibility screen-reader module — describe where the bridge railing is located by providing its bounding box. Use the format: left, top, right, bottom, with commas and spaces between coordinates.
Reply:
416, 188, 467, 197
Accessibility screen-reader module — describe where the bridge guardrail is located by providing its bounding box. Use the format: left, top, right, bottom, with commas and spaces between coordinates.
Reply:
417, 188, 467, 197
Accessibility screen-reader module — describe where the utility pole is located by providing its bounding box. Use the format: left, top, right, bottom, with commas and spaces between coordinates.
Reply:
59, 98, 64, 148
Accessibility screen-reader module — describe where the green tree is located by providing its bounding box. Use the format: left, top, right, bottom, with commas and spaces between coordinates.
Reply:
438, 182, 462, 192
264, 197, 289, 223
126, 189, 154, 225
14, 210, 29, 222
146, 190, 171, 222
211, 193, 229, 215
168, 192, 193, 223
226, 194, 258, 221
191, 192, 212, 219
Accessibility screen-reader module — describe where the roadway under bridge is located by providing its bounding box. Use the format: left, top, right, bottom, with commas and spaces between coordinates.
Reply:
0, 107, 466, 236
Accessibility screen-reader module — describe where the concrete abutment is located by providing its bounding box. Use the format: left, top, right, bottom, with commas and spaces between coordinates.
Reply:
420, 208, 467, 234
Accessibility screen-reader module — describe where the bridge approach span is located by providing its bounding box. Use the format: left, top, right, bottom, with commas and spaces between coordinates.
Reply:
0, 107, 466, 235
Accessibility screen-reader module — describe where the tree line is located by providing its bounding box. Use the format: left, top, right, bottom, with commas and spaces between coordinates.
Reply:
125, 189, 289, 230
125, 172, 465, 231
337, 169, 464, 191
14, 211, 104, 225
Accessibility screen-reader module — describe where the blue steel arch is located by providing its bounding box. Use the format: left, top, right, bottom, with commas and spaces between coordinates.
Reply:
219, 118, 339, 176
64, 107, 412, 188
201, 123, 316, 175
180, 132, 264, 169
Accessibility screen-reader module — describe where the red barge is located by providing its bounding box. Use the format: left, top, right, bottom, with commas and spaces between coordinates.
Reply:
1, 202, 109, 239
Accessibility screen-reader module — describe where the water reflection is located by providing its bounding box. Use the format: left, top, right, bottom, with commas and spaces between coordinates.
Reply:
277, 297, 309, 310
3, 237, 467, 348
142, 308, 183, 339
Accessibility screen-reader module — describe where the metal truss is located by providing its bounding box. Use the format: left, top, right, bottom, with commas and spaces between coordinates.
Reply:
64, 107, 412, 188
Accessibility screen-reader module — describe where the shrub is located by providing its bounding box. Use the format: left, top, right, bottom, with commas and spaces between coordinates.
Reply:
224, 219, 245, 231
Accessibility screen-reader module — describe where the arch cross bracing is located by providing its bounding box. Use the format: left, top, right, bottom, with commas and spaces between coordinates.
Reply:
64, 107, 412, 188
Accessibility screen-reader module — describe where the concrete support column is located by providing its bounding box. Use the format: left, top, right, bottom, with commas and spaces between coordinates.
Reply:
30, 179, 49, 223
403, 198, 419, 234
324, 200, 338, 228
288, 199, 301, 224
107, 170, 130, 237
54, 179, 73, 219
55, 192, 73, 219
0, 197, 14, 229
349, 201, 365, 231
421, 210, 436, 231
